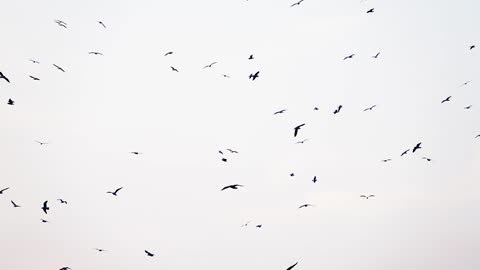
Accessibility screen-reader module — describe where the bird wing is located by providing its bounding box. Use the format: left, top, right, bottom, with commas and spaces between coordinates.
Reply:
0, 187, 9, 193
286, 262, 299, 270
115, 187, 123, 193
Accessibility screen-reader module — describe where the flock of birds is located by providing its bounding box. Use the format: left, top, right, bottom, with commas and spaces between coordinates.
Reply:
1, 2, 479, 270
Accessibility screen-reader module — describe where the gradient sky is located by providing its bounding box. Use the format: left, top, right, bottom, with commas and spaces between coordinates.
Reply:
1, 0, 479, 269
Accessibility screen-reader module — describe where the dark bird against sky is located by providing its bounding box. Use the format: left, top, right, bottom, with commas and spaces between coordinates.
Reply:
294, 123, 305, 137
221, 184, 244, 191
41, 201, 50, 214
107, 187, 123, 196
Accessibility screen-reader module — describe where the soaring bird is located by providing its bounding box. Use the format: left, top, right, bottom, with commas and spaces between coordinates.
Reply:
412, 142, 422, 153
170, 66, 179, 72
290, 0, 304, 7
248, 54, 254, 60
286, 262, 299, 270
35, 140, 48, 145
130, 152, 142, 155
227, 149, 239, 154
59, 267, 71, 270
256, 224, 262, 228
29, 59, 40, 64
313, 107, 319, 110
298, 204, 314, 209
464, 105, 472, 109
366, 8, 375, 13
11, 201, 20, 208
7, 99, 15, 105
343, 54, 355, 60
241, 221, 251, 227
0, 72, 10, 83
312, 176, 317, 183
222, 74, 230, 78
460, 81, 472, 87
296, 139, 309, 144
41, 219, 49, 223
360, 195, 375, 199
441, 96, 452, 103
333, 105, 343, 114
381, 159, 392, 163
221, 158, 227, 162
107, 187, 123, 196
89, 51, 103, 55
401, 149, 410, 156
218, 150, 224, 155
203, 62, 218, 69
98, 21, 106, 28
290, 173, 295, 177
476, 134, 480, 139
29, 75, 40, 81
0, 187, 9, 194
294, 123, 305, 137
372, 52, 380, 58
58, 199, 68, 204
164, 51, 173, 56
221, 184, 243, 191
53, 64, 65, 72
363, 105, 376, 111
249, 71, 260, 80
94, 248, 106, 252
422, 157, 432, 162
274, 109, 287, 115
42, 201, 50, 214
54, 20, 68, 28
470, 45, 475, 50
145, 250, 155, 257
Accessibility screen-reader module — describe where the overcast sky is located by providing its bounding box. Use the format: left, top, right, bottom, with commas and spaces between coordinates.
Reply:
1, 0, 479, 269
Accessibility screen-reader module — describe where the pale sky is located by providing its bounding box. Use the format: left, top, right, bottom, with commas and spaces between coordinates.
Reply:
1, 0, 479, 269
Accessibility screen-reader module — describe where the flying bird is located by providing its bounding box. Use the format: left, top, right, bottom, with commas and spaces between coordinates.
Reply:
164, 51, 173, 56
53, 64, 65, 72
7, 99, 14, 105
293, 123, 305, 137
360, 195, 375, 199
41, 219, 49, 223
401, 149, 410, 156
54, 20, 67, 28
35, 140, 48, 145
227, 149, 239, 154
145, 250, 155, 257
98, 21, 106, 28
29, 75, 40, 81
464, 105, 472, 110
441, 96, 452, 103
381, 159, 392, 163
470, 45, 475, 50
248, 54, 254, 60
0, 72, 10, 83
286, 262, 299, 270
460, 81, 472, 87
313, 107, 319, 110
249, 71, 260, 80
107, 187, 123, 196
89, 51, 103, 55
219, 150, 224, 155
241, 221, 251, 227
412, 142, 422, 153
366, 8, 375, 13
221, 158, 227, 162
0, 187, 9, 194
312, 176, 317, 183
130, 152, 142, 155
274, 109, 287, 115
11, 201, 20, 208
343, 54, 355, 60
59, 267, 71, 270
333, 105, 343, 114
422, 157, 432, 162
296, 139, 309, 144
256, 224, 262, 228
290, 173, 295, 177
203, 62, 218, 69
372, 52, 380, 58
298, 204, 314, 209
364, 105, 376, 111
95, 248, 106, 252
42, 201, 49, 214
58, 199, 67, 204
170, 66, 179, 72
290, 0, 304, 7
29, 59, 40, 64
475, 134, 480, 138
222, 74, 230, 78
221, 184, 244, 191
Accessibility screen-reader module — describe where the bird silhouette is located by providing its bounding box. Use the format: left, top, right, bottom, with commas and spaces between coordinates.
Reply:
7, 99, 15, 105
0, 72, 10, 83
58, 199, 68, 204
11, 201, 20, 208
218, 150, 224, 155
343, 54, 355, 60
256, 224, 262, 228
296, 139, 309, 144
248, 54, 254, 60
53, 64, 65, 72
54, 20, 67, 28
470, 45, 475, 50
313, 107, 319, 110
222, 74, 230, 78
145, 250, 155, 257
0, 187, 9, 194
94, 248, 106, 252
98, 21, 106, 28
333, 105, 343, 114
107, 187, 123, 196
475, 135, 480, 139
89, 51, 103, 55
241, 221, 251, 227
363, 105, 376, 111
294, 123, 305, 137
381, 159, 392, 162
221, 184, 243, 191
42, 201, 49, 214
130, 152, 142, 155
221, 158, 228, 162
372, 52, 380, 58
227, 149, 239, 154
274, 109, 287, 115
290, 0, 304, 7
412, 142, 422, 153
401, 149, 410, 156
170, 66, 179, 72
312, 176, 317, 183
29, 75, 40, 81
460, 81, 472, 87
29, 59, 40, 64
203, 62, 218, 69
34, 140, 48, 145
59, 267, 71, 270
298, 204, 314, 209
290, 173, 295, 177
249, 71, 260, 80
441, 96, 452, 103
366, 8, 375, 13
286, 262, 299, 270
164, 51, 173, 56
360, 195, 375, 199
41, 219, 49, 223
464, 105, 472, 109
422, 157, 432, 162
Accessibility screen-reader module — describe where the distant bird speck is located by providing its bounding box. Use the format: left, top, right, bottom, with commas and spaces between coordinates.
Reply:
221, 184, 244, 191
0, 72, 11, 83
107, 187, 123, 196
294, 123, 305, 137
249, 71, 260, 81
441, 96, 452, 103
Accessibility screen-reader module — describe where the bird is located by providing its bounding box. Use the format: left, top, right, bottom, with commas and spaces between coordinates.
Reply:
7, 99, 14, 105
248, 54, 254, 60
381, 159, 392, 163
296, 139, 309, 144
42, 201, 49, 214
54, 20, 67, 28
203, 62, 217, 69
290, 0, 304, 7
170, 66, 179, 72
29, 59, 40, 64
298, 204, 314, 209
460, 81, 472, 87
372, 52, 380, 58
312, 176, 317, 183
89, 51, 103, 55
59, 267, 71, 270
422, 157, 432, 162
94, 248, 106, 252
256, 224, 262, 228
441, 96, 452, 103
401, 149, 410, 156
41, 219, 49, 223
293, 123, 305, 137
58, 199, 67, 204
333, 105, 343, 114
107, 187, 123, 196
476, 135, 480, 139
0, 187, 9, 194
241, 221, 251, 227
464, 105, 472, 110
164, 51, 173, 56
343, 54, 355, 60
145, 250, 155, 257
11, 201, 20, 208
53, 64, 65, 72
274, 109, 287, 115
98, 21, 106, 28
412, 142, 422, 153
34, 140, 48, 145
363, 105, 376, 111
366, 8, 375, 13
0, 72, 10, 83
222, 74, 230, 78
470, 45, 475, 50
313, 107, 319, 110
130, 152, 142, 155
221, 158, 227, 162
360, 195, 375, 199
249, 71, 260, 80
29, 75, 40, 81
286, 262, 299, 270
290, 173, 295, 177
219, 150, 224, 155
221, 184, 243, 191
227, 149, 239, 154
